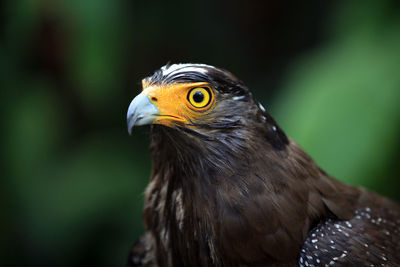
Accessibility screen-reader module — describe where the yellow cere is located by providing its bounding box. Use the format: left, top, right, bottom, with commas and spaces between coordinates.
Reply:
140, 81, 215, 126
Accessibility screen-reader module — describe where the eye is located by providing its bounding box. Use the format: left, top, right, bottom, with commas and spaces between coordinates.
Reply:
187, 87, 212, 109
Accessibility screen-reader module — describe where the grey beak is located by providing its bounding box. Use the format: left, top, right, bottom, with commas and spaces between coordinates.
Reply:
127, 93, 159, 135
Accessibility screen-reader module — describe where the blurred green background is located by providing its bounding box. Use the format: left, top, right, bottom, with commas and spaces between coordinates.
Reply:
1, 0, 399, 266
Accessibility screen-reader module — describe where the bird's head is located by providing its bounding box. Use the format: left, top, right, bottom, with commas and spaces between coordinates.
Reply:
127, 63, 288, 150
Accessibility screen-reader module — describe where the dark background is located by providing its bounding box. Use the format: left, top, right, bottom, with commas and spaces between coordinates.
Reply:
1, 0, 399, 266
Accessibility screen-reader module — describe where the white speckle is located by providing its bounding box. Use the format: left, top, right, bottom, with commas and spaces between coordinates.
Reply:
258, 103, 266, 112
333, 257, 338, 261
384, 230, 390, 236
172, 189, 185, 230
344, 232, 349, 237
330, 240, 335, 244
305, 261, 309, 266
314, 245, 318, 249
312, 233, 316, 237
382, 256, 387, 261
316, 259, 320, 263
345, 222, 352, 228
334, 224, 340, 229
330, 246, 336, 249
161, 63, 213, 76
300, 257, 304, 263
364, 244, 368, 247
272, 125, 277, 131
132, 255, 142, 265
356, 215, 362, 219
329, 260, 335, 265
320, 233, 325, 237
302, 249, 306, 253
365, 207, 371, 212
307, 255, 313, 260
261, 116, 267, 122
340, 252, 347, 258
233, 95, 245, 100
312, 239, 318, 243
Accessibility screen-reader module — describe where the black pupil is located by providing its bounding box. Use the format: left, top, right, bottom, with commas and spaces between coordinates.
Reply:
193, 90, 204, 103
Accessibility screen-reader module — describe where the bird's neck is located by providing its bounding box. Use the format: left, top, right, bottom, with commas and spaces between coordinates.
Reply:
146, 125, 260, 265
145, 125, 360, 266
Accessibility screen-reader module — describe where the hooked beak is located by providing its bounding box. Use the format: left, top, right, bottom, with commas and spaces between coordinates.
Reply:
127, 93, 159, 135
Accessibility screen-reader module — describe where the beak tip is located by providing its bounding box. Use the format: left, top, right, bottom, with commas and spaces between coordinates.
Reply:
126, 93, 159, 135
127, 113, 136, 136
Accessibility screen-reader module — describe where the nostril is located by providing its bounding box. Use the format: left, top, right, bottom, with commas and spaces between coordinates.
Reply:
151, 97, 158, 102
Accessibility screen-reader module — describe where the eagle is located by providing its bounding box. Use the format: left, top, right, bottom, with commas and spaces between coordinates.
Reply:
126, 63, 400, 267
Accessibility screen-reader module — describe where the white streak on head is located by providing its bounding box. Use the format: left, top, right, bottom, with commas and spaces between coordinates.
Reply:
161, 63, 214, 76
258, 103, 266, 112
233, 95, 245, 100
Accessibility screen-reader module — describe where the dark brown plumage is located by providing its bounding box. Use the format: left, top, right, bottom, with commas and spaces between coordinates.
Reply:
126, 63, 400, 267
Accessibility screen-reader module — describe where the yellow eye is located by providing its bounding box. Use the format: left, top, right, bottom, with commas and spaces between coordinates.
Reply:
187, 87, 212, 109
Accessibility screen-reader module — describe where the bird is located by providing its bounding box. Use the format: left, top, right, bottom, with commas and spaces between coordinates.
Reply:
126, 63, 400, 267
